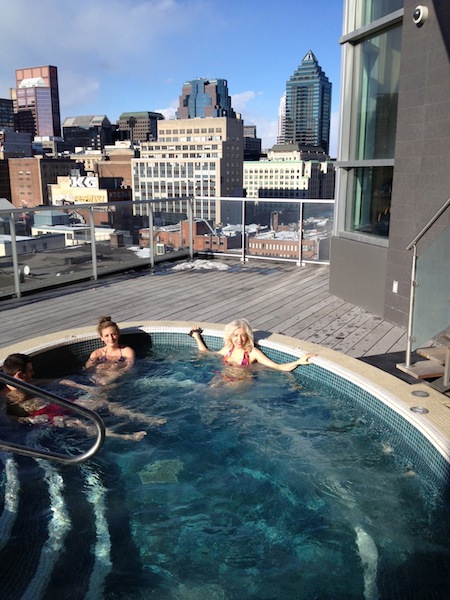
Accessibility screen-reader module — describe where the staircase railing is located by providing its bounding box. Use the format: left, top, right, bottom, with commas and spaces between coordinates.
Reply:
0, 373, 105, 463
404, 197, 450, 369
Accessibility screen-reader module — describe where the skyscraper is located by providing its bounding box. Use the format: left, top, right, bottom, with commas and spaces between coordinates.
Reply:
13, 65, 61, 138
277, 92, 286, 144
177, 78, 236, 119
285, 51, 331, 153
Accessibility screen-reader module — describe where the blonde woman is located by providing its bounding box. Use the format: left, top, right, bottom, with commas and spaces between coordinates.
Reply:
189, 318, 315, 372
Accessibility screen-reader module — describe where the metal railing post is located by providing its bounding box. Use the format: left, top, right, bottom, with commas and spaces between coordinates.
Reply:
405, 244, 418, 368
9, 212, 21, 298
89, 207, 98, 280
298, 202, 304, 267
188, 198, 194, 259
148, 201, 155, 268
241, 198, 246, 263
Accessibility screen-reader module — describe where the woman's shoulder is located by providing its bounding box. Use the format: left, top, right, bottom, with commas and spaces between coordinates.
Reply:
121, 345, 135, 357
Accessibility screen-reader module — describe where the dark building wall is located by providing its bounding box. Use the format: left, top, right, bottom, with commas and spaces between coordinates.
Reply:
330, 236, 388, 315
0, 160, 11, 201
384, 0, 450, 327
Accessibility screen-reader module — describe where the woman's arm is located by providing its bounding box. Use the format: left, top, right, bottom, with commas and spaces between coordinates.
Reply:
121, 346, 135, 368
189, 329, 210, 353
85, 349, 101, 369
250, 347, 315, 372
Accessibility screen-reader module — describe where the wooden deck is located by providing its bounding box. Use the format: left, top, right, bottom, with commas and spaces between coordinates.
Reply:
0, 259, 408, 364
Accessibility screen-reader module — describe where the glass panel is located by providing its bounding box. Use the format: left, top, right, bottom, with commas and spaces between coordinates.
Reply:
352, 0, 403, 29
350, 25, 401, 160
412, 225, 450, 349
347, 166, 392, 236
245, 200, 333, 263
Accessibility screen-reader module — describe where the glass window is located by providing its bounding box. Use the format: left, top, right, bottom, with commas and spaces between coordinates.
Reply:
351, 0, 403, 29
347, 166, 392, 237
350, 25, 401, 160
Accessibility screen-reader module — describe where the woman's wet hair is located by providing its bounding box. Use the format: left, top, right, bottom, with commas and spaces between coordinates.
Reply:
97, 316, 120, 337
223, 318, 254, 351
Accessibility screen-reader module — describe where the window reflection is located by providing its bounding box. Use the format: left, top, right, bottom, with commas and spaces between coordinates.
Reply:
348, 166, 392, 237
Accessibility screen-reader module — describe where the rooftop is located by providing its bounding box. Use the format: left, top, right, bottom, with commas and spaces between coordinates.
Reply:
0, 260, 408, 364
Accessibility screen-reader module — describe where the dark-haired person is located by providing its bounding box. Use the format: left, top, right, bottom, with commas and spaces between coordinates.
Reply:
1, 353, 148, 441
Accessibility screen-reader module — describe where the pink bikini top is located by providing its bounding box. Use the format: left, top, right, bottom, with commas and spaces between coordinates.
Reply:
223, 347, 251, 367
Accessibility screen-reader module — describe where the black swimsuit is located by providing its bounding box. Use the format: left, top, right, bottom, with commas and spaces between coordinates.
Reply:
97, 348, 127, 364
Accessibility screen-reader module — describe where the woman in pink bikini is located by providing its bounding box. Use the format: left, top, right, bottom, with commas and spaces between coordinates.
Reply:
188, 318, 315, 373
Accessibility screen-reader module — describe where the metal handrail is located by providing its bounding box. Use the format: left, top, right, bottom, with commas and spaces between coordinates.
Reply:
0, 373, 105, 463
406, 197, 450, 250
404, 198, 450, 367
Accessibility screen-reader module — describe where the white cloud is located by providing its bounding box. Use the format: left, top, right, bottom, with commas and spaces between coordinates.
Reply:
231, 91, 257, 115
155, 100, 178, 120
251, 117, 279, 149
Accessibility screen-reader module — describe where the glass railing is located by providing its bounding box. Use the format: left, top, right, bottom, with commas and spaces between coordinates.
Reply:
0, 196, 334, 299
412, 223, 450, 349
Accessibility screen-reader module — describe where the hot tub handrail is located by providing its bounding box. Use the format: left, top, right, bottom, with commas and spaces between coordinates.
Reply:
0, 372, 106, 464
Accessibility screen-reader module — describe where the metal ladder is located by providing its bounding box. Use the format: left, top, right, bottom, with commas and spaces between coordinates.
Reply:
0, 372, 105, 464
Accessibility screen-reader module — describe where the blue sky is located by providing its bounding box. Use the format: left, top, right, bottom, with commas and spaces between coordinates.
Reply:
0, 0, 344, 154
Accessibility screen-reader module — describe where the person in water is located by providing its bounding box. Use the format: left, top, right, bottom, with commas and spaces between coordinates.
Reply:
60, 316, 167, 428
85, 316, 135, 386
1, 353, 148, 441
188, 318, 315, 371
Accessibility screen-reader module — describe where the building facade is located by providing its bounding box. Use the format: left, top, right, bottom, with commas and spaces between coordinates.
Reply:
48, 173, 133, 230
177, 79, 236, 119
0, 130, 32, 159
244, 146, 335, 201
0, 99, 14, 129
62, 115, 114, 151
277, 92, 286, 145
117, 112, 164, 143
285, 51, 332, 154
331, 0, 450, 327
8, 156, 79, 208
133, 116, 244, 225
13, 66, 61, 138
243, 125, 262, 161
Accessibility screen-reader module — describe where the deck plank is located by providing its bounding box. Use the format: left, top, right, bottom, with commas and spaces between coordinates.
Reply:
0, 261, 407, 361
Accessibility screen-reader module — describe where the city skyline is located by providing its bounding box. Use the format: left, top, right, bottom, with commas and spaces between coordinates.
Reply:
0, 0, 343, 154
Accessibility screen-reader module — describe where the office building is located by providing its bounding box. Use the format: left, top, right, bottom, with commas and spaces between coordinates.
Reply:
117, 112, 164, 143
177, 79, 236, 119
97, 143, 137, 190
277, 92, 286, 144
0, 130, 32, 158
8, 156, 78, 207
0, 99, 14, 129
133, 116, 243, 224
13, 65, 61, 138
331, 0, 450, 330
285, 51, 331, 153
243, 125, 262, 161
48, 173, 132, 230
62, 115, 114, 151
245, 143, 334, 200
